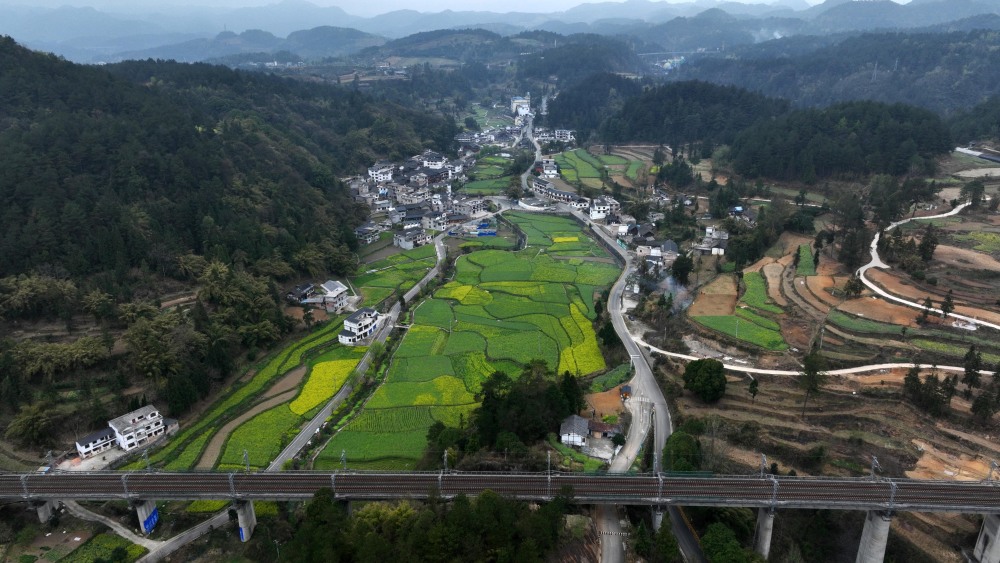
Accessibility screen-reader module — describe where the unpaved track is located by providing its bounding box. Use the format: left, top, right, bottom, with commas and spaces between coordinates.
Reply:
195, 389, 297, 470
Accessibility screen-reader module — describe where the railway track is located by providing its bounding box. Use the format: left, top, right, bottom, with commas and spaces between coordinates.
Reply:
4, 471, 999, 513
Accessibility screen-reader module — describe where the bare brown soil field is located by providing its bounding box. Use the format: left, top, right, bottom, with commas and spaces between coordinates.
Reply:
805, 275, 843, 308
791, 277, 831, 314
766, 231, 812, 259
868, 269, 934, 301
907, 438, 992, 481
780, 318, 813, 350
688, 275, 737, 316
262, 364, 308, 399
743, 256, 773, 273
284, 306, 330, 324
762, 263, 788, 307
838, 296, 921, 327
934, 244, 1000, 272
584, 389, 625, 419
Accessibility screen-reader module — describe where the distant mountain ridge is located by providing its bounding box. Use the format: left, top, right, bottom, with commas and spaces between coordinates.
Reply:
4, 0, 1000, 63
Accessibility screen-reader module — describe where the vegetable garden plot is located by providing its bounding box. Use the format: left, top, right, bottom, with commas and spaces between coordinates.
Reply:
740, 271, 783, 314
442, 330, 487, 355
394, 326, 447, 358
350, 406, 437, 433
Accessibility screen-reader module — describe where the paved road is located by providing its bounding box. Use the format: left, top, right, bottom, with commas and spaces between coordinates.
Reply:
858, 201, 1000, 331
136, 233, 450, 562
63, 500, 164, 551
561, 205, 703, 563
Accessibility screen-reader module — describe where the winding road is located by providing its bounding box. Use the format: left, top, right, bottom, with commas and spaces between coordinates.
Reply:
858, 200, 1000, 331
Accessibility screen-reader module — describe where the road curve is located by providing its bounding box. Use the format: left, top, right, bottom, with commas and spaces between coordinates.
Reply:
858, 201, 1000, 331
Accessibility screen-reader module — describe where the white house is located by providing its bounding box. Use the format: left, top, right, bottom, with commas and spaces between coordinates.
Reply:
394, 228, 432, 250
108, 405, 166, 452
559, 415, 589, 447
420, 151, 448, 170
422, 212, 449, 231
511, 93, 531, 116
303, 280, 349, 312
368, 161, 395, 183
555, 129, 575, 141
75, 427, 116, 459
590, 197, 612, 220
454, 198, 485, 216
339, 308, 381, 345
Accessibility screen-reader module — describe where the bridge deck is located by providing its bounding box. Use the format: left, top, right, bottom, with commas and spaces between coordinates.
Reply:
3, 471, 999, 513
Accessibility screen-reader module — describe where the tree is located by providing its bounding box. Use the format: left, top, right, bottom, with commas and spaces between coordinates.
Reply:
843, 275, 864, 298
663, 430, 700, 471
963, 345, 983, 397
748, 378, 759, 405
903, 364, 922, 401
961, 179, 986, 208
671, 253, 694, 286
799, 352, 828, 418
683, 359, 727, 403
917, 223, 939, 262
941, 290, 955, 318
919, 296, 933, 323
4, 403, 56, 446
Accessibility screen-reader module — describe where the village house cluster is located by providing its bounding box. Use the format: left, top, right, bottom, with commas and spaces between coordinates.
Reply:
347, 149, 491, 251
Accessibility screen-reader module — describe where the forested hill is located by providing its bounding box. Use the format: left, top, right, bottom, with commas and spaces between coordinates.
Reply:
595, 81, 791, 147
669, 29, 1000, 114
0, 36, 456, 289
729, 101, 952, 181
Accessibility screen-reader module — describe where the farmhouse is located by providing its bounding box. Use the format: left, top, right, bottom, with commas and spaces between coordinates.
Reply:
75, 428, 116, 459
588, 419, 622, 439
302, 280, 350, 312
454, 198, 486, 216
286, 283, 314, 303
394, 227, 432, 250
559, 414, 589, 447
339, 308, 381, 345
420, 150, 448, 169
108, 405, 167, 452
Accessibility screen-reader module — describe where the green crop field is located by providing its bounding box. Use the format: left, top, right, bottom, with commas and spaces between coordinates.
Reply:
797, 245, 817, 276
955, 232, 1000, 254
590, 363, 631, 393
693, 315, 788, 351
464, 178, 511, 194
625, 161, 644, 181
218, 404, 302, 468
597, 154, 628, 165
315, 212, 621, 470
740, 272, 783, 314
64, 533, 147, 563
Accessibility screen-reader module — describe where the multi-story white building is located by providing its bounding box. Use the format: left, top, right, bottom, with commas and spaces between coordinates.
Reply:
303, 280, 349, 312
420, 151, 448, 169
368, 161, 395, 183
555, 129, 575, 141
339, 308, 381, 345
108, 405, 166, 452
511, 93, 531, 116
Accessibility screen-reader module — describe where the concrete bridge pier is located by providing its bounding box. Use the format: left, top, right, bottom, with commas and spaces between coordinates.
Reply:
34, 500, 57, 523
234, 500, 257, 542
855, 510, 893, 563
133, 499, 159, 535
974, 514, 1000, 563
754, 508, 775, 560
651, 508, 664, 531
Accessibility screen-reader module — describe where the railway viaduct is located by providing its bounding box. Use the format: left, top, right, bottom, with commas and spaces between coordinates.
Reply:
5, 470, 1000, 562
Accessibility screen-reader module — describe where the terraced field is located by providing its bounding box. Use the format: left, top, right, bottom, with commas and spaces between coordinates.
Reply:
136, 246, 435, 471
691, 271, 788, 351
316, 213, 619, 470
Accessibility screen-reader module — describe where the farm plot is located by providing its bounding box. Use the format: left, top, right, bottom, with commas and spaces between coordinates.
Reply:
796, 244, 816, 276
692, 315, 788, 351
740, 271, 783, 314
137, 316, 348, 470
316, 213, 619, 470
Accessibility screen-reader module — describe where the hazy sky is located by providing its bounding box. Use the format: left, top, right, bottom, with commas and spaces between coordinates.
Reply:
5, 0, 850, 17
